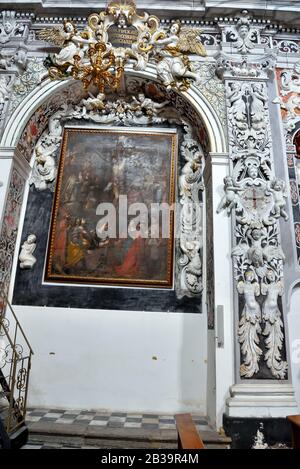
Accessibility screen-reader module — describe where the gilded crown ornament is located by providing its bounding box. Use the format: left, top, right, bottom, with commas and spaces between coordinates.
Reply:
38, 1, 207, 97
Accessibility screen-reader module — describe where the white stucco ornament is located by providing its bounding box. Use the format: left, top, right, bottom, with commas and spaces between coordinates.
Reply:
19, 234, 37, 269
218, 53, 289, 379
38, 1, 207, 95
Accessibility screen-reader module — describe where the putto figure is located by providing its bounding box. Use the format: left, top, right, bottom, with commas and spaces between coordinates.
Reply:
237, 270, 262, 378
216, 176, 242, 214
267, 178, 289, 221
19, 234, 37, 269
151, 22, 207, 90
39, 20, 95, 68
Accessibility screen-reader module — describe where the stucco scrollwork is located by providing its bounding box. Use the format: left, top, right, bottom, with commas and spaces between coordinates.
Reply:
178, 123, 204, 297
0, 11, 26, 44
218, 75, 288, 379
30, 105, 68, 191
225, 14, 259, 54
277, 61, 300, 134
39, 1, 207, 95
29, 88, 204, 298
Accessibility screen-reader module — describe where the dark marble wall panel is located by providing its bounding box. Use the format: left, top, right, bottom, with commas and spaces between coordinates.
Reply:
13, 124, 202, 314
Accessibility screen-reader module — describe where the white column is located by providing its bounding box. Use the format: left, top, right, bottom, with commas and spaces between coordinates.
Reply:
204, 152, 235, 430
0, 147, 31, 294
0, 148, 14, 229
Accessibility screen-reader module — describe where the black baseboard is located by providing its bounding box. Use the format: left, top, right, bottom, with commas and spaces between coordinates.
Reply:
223, 414, 292, 449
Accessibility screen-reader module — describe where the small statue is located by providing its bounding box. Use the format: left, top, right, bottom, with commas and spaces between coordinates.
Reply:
261, 270, 283, 323
250, 83, 267, 131
19, 234, 37, 269
237, 269, 262, 377
131, 93, 169, 116
217, 176, 242, 214
267, 178, 289, 221
38, 20, 95, 67
151, 22, 206, 90
261, 269, 288, 379
227, 82, 248, 131
82, 92, 106, 111
179, 150, 203, 199
31, 142, 57, 191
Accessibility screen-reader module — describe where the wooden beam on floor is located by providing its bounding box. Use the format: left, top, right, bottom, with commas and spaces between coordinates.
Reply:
175, 413, 205, 450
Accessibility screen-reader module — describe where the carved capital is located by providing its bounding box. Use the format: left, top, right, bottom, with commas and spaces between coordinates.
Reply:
215, 51, 277, 81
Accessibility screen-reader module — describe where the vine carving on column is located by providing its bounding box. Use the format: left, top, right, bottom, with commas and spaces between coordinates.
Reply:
219, 78, 288, 379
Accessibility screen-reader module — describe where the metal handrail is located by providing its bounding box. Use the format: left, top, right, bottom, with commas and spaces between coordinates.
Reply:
0, 288, 34, 435
0, 290, 34, 356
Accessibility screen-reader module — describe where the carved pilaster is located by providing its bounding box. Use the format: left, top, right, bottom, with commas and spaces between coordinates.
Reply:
216, 12, 292, 382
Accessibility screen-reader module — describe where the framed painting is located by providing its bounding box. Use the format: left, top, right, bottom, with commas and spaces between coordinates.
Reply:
45, 126, 177, 288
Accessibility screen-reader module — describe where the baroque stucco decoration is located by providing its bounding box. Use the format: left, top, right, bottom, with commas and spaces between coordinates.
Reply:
278, 61, 300, 134
39, 0, 207, 95
223, 12, 259, 54
0, 9, 44, 136
276, 60, 300, 265
217, 13, 289, 380
223, 80, 288, 379
19, 234, 37, 269
29, 88, 204, 299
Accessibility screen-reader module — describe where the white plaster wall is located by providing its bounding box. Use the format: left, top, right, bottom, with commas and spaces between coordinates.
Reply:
0, 158, 12, 226
288, 287, 300, 412
12, 305, 207, 415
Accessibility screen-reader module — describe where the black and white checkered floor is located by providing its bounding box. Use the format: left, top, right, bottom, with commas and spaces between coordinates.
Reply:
22, 408, 210, 449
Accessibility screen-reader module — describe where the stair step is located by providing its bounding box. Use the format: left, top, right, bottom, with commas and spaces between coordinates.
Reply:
26, 422, 231, 449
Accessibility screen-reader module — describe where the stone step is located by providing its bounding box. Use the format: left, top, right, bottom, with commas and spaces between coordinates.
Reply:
26, 421, 231, 449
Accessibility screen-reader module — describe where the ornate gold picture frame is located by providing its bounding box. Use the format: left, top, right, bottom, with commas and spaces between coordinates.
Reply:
45, 126, 177, 288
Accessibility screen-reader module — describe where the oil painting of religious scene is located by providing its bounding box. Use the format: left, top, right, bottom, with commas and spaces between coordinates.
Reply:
45, 127, 177, 288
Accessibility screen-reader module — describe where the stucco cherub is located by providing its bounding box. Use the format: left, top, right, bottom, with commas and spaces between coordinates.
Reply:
217, 176, 243, 214
151, 22, 207, 90
261, 269, 288, 379
82, 92, 106, 111
131, 93, 169, 117
237, 269, 262, 377
267, 178, 289, 222
38, 20, 95, 67
19, 234, 37, 269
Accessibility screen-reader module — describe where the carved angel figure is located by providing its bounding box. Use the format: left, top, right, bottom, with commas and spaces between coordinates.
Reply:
227, 82, 248, 131
250, 83, 267, 131
38, 21, 95, 67
237, 270, 262, 378
152, 22, 207, 89
233, 224, 285, 278
19, 234, 37, 269
31, 141, 57, 191
267, 178, 289, 221
179, 150, 203, 200
216, 176, 242, 214
82, 92, 106, 111
261, 270, 288, 379
130, 93, 169, 116
180, 238, 203, 294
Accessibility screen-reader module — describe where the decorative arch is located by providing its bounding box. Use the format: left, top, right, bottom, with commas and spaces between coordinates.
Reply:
0, 65, 228, 314
1, 65, 227, 155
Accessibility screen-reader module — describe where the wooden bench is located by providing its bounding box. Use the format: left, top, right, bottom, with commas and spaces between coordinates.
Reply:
287, 415, 300, 449
175, 413, 205, 449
